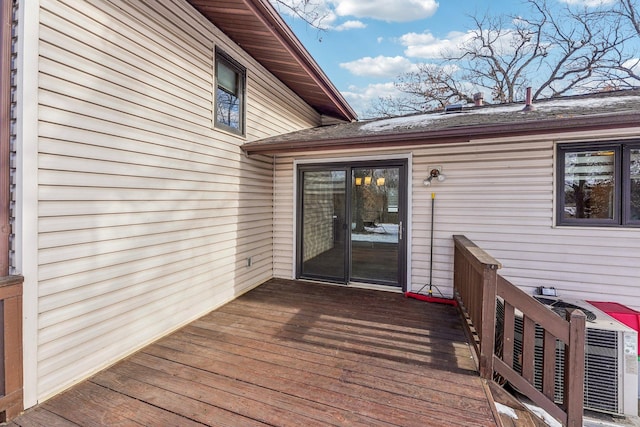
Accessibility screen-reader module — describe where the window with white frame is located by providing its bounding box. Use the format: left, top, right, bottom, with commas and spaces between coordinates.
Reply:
557, 141, 640, 227
215, 50, 245, 135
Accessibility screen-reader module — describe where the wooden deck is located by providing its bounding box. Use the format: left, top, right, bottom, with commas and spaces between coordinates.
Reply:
7, 278, 499, 427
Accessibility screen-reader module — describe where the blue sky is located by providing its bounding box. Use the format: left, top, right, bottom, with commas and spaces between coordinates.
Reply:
274, 0, 621, 117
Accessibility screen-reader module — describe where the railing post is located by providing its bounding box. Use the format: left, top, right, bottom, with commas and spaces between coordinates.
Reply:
564, 308, 585, 427
0, 276, 23, 422
479, 264, 498, 379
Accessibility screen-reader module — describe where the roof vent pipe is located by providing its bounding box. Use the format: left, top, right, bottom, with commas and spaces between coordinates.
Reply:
522, 87, 535, 112
473, 92, 484, 107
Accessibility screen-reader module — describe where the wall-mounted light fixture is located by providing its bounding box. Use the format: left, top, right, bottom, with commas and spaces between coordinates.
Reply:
423, 166, 446, 186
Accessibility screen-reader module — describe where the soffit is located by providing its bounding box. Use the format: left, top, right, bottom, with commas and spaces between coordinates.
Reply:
187, 0, 356, 122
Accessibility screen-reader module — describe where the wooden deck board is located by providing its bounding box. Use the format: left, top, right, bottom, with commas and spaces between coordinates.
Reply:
10, 278, 499, 426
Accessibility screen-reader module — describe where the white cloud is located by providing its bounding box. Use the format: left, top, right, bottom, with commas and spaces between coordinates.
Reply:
341, 82, 402, 116
334, 20, 367, 31
400, 27, 535, 59
272, 0, 439, 26
340, 56, 418, 78
400, 30, 472, 59
623, 57, 640, 72
331, 0, 439, 22
557, 0, 615, 7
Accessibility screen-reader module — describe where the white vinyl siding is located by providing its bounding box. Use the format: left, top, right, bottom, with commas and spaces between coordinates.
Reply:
34, 0, 318, 402
273, 135, 640, 311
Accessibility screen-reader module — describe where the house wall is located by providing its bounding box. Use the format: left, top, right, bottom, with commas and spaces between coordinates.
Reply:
273, 128, 640, 311
18, 0, 319, 404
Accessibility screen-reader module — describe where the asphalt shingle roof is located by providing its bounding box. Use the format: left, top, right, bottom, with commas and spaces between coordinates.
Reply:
243, 89, 640, 154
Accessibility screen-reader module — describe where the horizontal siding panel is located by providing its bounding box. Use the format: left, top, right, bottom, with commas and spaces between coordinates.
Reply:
37, 183, 272, 199
39, 246, 273, 340
39, 67, 211, 127
39, 43, 211, 119
39, 215, 272, 250
38, 96, 217, 147
39, 198, 272, 217
81, 0, 212, 73
38, 169, 273, 193
37, 271, 253, 393
39, 124, 248, 167
38, 149, 273, 182
39, 207, 272, 233
41, 2, 211, 94
39, 227, 273, 279
136, 0, 215, 50
38, 238, 272, 314
38, 25, 211, 112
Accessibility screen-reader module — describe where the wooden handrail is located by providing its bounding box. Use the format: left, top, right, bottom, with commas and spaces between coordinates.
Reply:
453, 235, 585, 427
452, 235, 501, 378
0, 275, 23, 422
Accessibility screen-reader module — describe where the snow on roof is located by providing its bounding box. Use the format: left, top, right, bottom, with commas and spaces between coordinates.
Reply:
359, 93, 640, 133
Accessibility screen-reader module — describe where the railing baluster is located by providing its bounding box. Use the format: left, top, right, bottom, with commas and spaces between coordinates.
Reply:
542, 329, 556, 400
521, 316, 535, 383
502, 301, 515, 367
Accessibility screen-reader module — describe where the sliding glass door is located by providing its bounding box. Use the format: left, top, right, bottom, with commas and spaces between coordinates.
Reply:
298, 161, 406, 288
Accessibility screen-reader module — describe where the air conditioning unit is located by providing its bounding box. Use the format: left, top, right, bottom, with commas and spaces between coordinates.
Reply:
496, 296, 638, 417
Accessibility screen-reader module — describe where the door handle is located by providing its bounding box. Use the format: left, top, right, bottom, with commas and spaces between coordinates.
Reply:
399, 221, 402, 241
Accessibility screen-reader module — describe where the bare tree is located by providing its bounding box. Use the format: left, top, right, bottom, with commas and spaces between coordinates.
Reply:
599, 0, 640, 87
271, 0, 332, 30
372, 0, 633, 116
618, 0, 640, 36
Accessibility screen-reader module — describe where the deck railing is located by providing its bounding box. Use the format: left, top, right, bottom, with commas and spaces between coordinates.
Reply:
0, 275, 23, 422
453, 235, 585, 427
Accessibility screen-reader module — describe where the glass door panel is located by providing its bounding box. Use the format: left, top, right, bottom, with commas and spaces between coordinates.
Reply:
300, 170, 347, 282
351, 167, 400, 286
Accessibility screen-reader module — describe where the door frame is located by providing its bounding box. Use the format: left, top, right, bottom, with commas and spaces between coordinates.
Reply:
293, 154, 412, 291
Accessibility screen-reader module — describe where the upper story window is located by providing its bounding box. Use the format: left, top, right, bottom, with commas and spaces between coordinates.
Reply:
215, 50, 245, 135
557, 141, 640, 227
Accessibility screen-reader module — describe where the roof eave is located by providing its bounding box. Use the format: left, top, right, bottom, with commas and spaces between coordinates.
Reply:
242, 112, 640, 155
187, 0, 357, 122
247, 0, 357, 121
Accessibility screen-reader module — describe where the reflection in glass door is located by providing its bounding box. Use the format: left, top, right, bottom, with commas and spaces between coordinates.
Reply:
299, 169, 347, 282
351, 167, 400, 285
298, 162, 406, 288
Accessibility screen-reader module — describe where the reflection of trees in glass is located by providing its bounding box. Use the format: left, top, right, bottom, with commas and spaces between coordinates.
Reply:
564, 151, 614, 219
216, 89, 240, 129
631, 150, 640, 220
352, 168, 399, 232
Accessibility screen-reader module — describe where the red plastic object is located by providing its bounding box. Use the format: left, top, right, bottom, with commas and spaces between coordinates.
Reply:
587, 301, 640, 356
405, 292, 458, 307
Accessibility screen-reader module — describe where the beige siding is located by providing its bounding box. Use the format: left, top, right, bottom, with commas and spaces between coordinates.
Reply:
273, 135, 640, 311
274, 159, 295, 278
35, 0, 318, 401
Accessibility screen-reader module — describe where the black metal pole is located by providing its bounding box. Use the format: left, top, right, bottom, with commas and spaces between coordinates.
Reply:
428, 192, 435, 295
